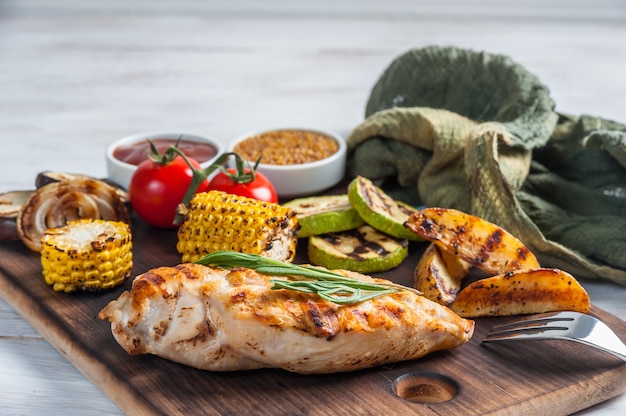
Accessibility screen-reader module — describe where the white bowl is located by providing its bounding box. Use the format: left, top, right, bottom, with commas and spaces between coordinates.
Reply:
228, 128, 347, 199
106, 131, 224, 189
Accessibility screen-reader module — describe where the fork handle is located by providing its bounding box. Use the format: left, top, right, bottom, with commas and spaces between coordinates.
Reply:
586, 338, 626, 362
601, 345, 626, 362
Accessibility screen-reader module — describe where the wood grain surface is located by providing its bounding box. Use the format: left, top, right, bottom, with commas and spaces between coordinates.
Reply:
0, 209, 625, 416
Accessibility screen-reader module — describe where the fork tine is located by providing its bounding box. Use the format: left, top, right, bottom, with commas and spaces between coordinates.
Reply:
483, 311, 579, 343
488, 311, 575, 331
482, 328, 567, 342
483, 325, 569, 342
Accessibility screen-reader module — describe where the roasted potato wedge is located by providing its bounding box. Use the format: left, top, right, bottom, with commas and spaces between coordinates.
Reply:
414, 243, 470, 306
407, 208, 590, 318
404, 207, 540, 275
449, 268, 591, 318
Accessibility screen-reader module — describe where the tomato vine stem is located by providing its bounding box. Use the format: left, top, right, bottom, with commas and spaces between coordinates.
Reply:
163, 147, 259, 225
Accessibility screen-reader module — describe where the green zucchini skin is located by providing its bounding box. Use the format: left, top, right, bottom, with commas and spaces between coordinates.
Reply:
284, 195, 364, 238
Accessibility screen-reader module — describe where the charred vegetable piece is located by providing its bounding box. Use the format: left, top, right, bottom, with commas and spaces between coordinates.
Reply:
36, 171, 129, 204
283, 195, 364, 238
413, 242, 470, 307
348, 176, 421, 241
450, 268, 591, 318
404, 207, 540, 275
0, 190, 34, 240
17, 179, 130, 252
40, 219, 133, 292
176, 190, 298, 263
308, 225, 408, 273
35, 171, 95, 188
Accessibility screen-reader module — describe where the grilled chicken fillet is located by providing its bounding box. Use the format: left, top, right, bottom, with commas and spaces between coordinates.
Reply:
99, 263, 474, 374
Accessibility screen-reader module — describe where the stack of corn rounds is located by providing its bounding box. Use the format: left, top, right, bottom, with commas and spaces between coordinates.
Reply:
177, 190, 299, 263
40, 219, 133, 292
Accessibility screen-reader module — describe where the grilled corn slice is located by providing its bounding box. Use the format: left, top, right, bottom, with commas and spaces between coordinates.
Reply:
40, 219, 133, 293
177, 191, 298, 263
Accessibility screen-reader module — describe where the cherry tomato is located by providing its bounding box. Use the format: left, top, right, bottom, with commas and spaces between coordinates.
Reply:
129, 155, 209, 228
208, 168, 278, 203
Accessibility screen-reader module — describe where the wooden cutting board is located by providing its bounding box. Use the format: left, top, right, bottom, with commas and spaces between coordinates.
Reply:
1, 213, 625, 416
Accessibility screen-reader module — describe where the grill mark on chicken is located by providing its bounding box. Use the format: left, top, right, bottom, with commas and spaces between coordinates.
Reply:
176, 323, 209, 347
301, 300, 340, 340
379, 303, 403, 322
179, 265, 200, 280
132, 337, 142, 350
135, 270, 165, 289
231, 291, 246, 302
153, 320, 169, 339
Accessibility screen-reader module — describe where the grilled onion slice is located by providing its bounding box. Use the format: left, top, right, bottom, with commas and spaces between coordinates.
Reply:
35, 171, 129, 204
17, 179, 130, 251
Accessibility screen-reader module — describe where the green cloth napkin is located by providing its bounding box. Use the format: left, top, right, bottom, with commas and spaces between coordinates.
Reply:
347, 46, 626, 286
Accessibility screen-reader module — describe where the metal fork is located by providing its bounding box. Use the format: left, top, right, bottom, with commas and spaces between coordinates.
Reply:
483, 311, 626, 362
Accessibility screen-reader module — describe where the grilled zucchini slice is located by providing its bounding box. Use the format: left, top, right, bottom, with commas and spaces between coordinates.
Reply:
348, 176, 421, 241
307, 225, 408, 273
283, 195, 365, 238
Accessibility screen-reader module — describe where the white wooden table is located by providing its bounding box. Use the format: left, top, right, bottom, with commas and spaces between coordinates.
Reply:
1, 1, 625, 414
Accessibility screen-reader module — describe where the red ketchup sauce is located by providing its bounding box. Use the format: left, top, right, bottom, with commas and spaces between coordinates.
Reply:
113, 138, 218, 166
